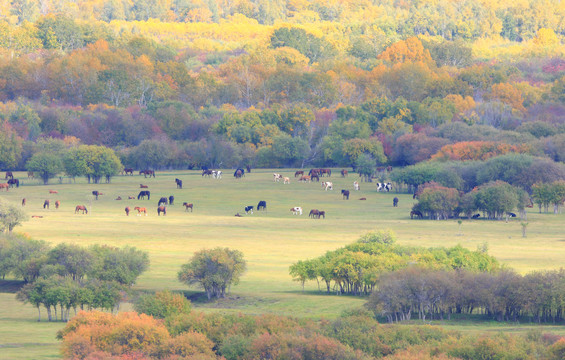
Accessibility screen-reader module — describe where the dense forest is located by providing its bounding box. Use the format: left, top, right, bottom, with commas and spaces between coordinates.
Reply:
0, 0, 563, 172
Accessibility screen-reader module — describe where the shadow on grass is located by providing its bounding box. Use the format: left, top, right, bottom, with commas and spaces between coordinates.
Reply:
0, 280, 25, 293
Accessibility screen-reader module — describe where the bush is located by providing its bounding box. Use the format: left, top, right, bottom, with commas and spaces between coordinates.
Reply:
134, 290, 191, 319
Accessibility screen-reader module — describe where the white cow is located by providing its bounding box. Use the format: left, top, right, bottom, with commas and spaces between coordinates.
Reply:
353, 181, 360, 191
290, 207, 303, 215
377, 182, 392, 192
273, 173, 282, 182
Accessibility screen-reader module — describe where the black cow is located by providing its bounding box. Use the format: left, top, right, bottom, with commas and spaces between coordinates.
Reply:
393, 197, 399, 207
169, 195, 174, 205
245, 206, 254, 214
257, 200, 267, 211
341, 189, 350, 200
158, 197, 168, 206
138, 190, 150, 200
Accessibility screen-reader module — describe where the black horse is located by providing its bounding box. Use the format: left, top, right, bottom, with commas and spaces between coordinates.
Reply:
257, 200, 267, 211
175, 178, 182, 189
169, 195, 174, 205
158, 197, 168, 206
138, 190, 151, 200
393, 197, 399, 207
7, 178, 19, 188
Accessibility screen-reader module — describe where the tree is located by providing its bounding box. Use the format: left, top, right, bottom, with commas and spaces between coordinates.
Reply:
355, 154, 376, 182
134, 290, 192, 319
26, 152, 64, 185
0, 199, 28, 234
0, 124, 23, 170
88, 245, 149, 286
64, 145, 122, 183
178, 247, 246, 300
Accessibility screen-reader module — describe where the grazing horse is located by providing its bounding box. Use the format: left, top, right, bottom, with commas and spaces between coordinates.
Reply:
8, 178, 19, 188
322, 181, 333, 191
134, 206, 147, 216
472, 213, 481, 219
294, 171, 303, 178
309, 169, 320, 177
137, 190, 150, 200
140, 184, 148, 188
508, 212, 517, 217
393, 197, 399, 207
410, 210, 423, 219
257, 201, 267, 211
175, 178, 183, 189
43, 200, 50, 209
4, 171, 13, 179
125, 206, 130, 216
273, 173, 282, 182
22, 198, 26, 206
55, 200, 60, 209
158, 197, 168, 206
169, 195, 174, 205
283, 177, 290, 184
49, 190, 58, 194
123, 168, 134, 175
0, 183, 8, 191
353, 181, 360, 191
157, 206, 167, 216
202, 169, 213, 177
213, 170, 222, 179
341, 169, 348, 177
290, 207, 302, 215
183, 203, 193, 212
27, 171, 34, 179
234, 169, 243, 179
309, 209, 319, 218
245, 206, 254, 214
299, 175, 311, 182
115, 196, 122, 200
75, 205, 88, 214
317, 211, 326, 219
341, 190, 350, 200
311, 174, 320, 182
139, 170, 155, 178
92, 190, 103, 200
321, 169, 331, 177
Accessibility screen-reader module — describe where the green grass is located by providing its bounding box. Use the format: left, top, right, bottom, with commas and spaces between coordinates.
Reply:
1, 168, 564, 359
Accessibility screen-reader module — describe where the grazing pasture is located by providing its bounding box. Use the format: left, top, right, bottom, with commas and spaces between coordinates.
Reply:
0, 169, 564, 358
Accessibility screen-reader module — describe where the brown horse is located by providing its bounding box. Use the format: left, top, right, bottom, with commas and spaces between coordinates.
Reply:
140, 184, 148, 188
125, 206, 130, 216
55, 200, 60, 209
234, 169, 243, 179
22, 198, 26, 206
75, 205, 88, 214
157, 206, 166, 216
0, 183, 8, 191
294, 170, 304, 178
4, 171, 13, 179
134, 206, 147, 216
309, 209, 319, 218
27, 171, 34, 179
317, 210, 326, 219
202, 169, 213, 177
49, 190, 58, 194
183, 203, 193, 212
123, 168, 134, 175
139, 170, 155, 178
341, 169, 348, 177
43, 200, 50, 209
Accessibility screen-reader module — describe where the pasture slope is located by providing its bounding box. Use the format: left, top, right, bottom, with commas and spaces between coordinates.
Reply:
0, 168, 564, 359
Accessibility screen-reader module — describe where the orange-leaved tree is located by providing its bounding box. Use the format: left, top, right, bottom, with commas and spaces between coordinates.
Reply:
431, 141, 529, 161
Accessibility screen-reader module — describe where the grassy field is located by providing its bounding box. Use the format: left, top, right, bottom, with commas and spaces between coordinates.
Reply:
1, 168, 564, 359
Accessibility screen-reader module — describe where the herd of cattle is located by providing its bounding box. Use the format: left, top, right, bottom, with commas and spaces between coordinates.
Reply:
2, 167, 400, 219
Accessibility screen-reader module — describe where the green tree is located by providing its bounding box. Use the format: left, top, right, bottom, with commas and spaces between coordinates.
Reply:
134, 290, 192, 319
178, 247, 246, 300
88, 245, 149, 286
26, 152, 64, 185
0, 199, 28, 234
64, 145, 122, 183
0, 125, 23, 170
355, 153, 376, 182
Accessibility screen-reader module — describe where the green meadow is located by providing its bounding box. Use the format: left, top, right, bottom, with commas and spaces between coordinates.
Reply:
1, 169, 564, 359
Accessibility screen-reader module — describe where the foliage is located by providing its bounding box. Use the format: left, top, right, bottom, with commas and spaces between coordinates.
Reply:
178, 247, 247, 300
134, 290, 192, 319
0, 198, 28, 234
26, 152, 64, 185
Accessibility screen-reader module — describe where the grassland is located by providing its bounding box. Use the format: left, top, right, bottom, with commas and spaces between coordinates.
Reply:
1, 168, 564, 359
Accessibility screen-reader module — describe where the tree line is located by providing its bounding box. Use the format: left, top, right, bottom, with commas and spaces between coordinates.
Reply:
0, 234, 149, 321
367, 266, 565, 324
289, 230, 500, 295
